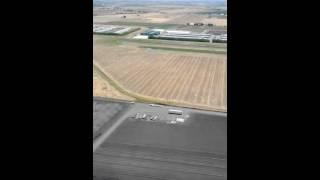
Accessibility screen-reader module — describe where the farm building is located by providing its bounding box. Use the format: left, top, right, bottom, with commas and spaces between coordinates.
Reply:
133, 35, 149, 39
157, 33, 211, 41
139, 28, 226, 43
194, 23, 204, 26
93, 24, 139, 35
187, 22, 204, 26
166, 30, 191, 34
150, 30, 212, 42
211, 34, 227, 43
140, 30, 161, 36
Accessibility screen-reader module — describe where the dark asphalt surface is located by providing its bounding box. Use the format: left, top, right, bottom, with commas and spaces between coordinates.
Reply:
93, 99, 130, 140
93, 97, 227, 180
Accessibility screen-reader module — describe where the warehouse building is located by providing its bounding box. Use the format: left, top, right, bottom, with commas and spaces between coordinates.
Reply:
138, 28, 226, 43
140, 30, 161, 36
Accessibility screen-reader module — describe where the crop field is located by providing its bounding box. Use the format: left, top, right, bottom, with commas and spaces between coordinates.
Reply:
94, 44, 226, 112
167, 14, 227, 27
94, 4, 227, 27
94, 68, 135, 101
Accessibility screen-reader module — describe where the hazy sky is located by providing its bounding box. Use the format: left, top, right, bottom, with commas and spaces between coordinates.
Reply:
96, 0, 225, 1
94, 0, 227, 5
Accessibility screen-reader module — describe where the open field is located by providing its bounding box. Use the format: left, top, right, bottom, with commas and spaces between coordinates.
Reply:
101, 21, 178, 29
94, 37, 227, 112
167, 14, 227, 26
93, 2, 227, 112
94, 68, 135, 101
94, 4, 227, 27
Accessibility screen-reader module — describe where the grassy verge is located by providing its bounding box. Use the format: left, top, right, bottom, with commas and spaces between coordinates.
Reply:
94, 36, 123, 46
124, 38, 227, 48
139, 46, 226, 54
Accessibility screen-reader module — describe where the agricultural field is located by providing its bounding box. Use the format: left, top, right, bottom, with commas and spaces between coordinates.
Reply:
166, 14, 227, 27
93, 1, 227, 112
95, 13, 227, 27
94, 39, 227, 112
94, 3, 227, 27
93, 1, 227, 179
93, 68, 135, 101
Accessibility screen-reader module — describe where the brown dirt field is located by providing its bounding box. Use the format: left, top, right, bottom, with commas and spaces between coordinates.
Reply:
93, 7, 227, 26
167, 14, 227, 26
93, 42, 227, 112
93, 69, 135, 101
202, 17, 227, 26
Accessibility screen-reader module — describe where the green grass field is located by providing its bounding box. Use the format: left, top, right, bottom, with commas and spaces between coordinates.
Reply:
139, 46, 226, 54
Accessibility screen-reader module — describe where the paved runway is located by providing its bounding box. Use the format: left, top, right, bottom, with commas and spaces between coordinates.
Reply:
93, 97, 227, 180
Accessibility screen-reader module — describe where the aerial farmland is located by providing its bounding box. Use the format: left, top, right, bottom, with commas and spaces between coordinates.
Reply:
93, 0, 227, 112
93, 0, 227, 179
94, 42, 226, 112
